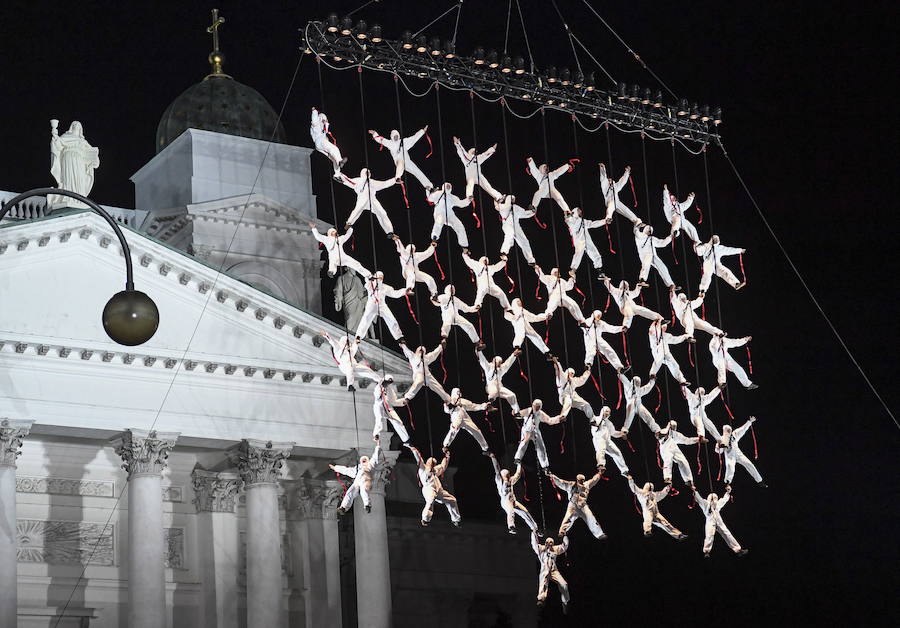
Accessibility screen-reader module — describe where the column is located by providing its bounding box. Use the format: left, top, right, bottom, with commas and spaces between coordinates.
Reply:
0, 418, 33, 628
293, 477, 344, 628
353, 449, 398, 628
192, 467, 241, 628
226, 439, 293, 628
112, 428, 180, 628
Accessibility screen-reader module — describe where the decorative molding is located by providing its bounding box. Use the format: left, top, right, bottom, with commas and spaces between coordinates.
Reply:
17, 519, 114, 566
226, 439, 293, 486
293, 478, 344, 520
192, 468, 241, 513
162, 485, 184, 502
163, 528, 185, 569
0, 418, 33, 467
111, 428, 179, 478
16, 476, 114, 498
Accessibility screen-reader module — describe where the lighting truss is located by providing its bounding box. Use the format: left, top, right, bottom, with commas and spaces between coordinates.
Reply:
302, 19, 723, 145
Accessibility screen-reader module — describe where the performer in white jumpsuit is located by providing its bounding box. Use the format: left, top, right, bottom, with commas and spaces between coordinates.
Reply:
330, 443, 382, 514
620, 374, 661, 434
310, 107, 347, 178
427, 183, 473, 249
489, 454, 537, 534
477, 349, 521, 413
406, 444, 462, 526
662, 184, 700, 243
563, 204, 614, 277
535, 266, 585, 322
695, 235, 746, 292
400, 341, 450, 402
603, 278, 660, 329
513, 399, 567, 470
580, 309, 626, 371
431, 285, 482, 345
442, 387, 490, 453
633, 224, 675, 288
685, 385, 723, 439
709, 334, 757, 389
320, 331, 381, 391
548, 471, 607, 540
693, 485, 748, 557
369, 126, 433, 189
505, 298, 550, 354
371, 376, 410, 443
590, 406, 629, 475
310, 224, 370, 278
338, 168, 397, 236
703, 415, 765, 486
494, 194, 536, 264
393, 235, 438, 296
648, 318, 690, 386
598, 162, 641, 225
532, 534, 570, 610
670, 287, 723, 339
658, 420, 699, 488
626, 475, 686, 539
453, 136, 502, 200
355, 272, 408, 341
525, 157, 572, 212
552, 358, 594, 419
462, 251, 510, 308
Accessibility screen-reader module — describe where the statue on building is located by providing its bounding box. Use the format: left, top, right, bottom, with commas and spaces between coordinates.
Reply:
334, 269, 373, 338
48, 120, 100, 210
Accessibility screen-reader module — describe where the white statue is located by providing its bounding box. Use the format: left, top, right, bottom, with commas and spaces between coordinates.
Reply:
48, 120, 99, 210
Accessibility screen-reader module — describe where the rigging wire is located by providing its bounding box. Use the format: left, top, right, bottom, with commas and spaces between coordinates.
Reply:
513, 0, 536, 72
549, 0, 584, 76
412, 2, 463, 40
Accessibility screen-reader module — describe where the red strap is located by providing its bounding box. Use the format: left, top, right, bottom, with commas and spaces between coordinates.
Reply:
655, 384, 662, 413
603, 292, 610, 313
543, 323, 551, 345
655, 441, 663, 470
688, 342, 695, 367
701, 302, 706, 320
632, 495, 642, 515
739, 252, 747, 284
559, 422, 566, 454
334, 472, 349, 496
425, 131, 433, 158
535, 281, 543, 301
548, 476, 562, 501
533, 213, 548, 229
504, 265, 516, 293
469, 269, 476, 284
327, 131, 339, 147
573, 283, 587, 306
671, 237, 679, 265
567, 158, 580, 172
477, 311, 484, 339
404, 293, 419, 324
471, 208, 481, 229
399, 180, 410, 208
605, 223, 616, 254
350, 235, 356, 251
432, 247, 446, 280
624, 437, 635, 452
404, 403, 416, 430
751, 424, 759, 459
440, 352, 448, 384
722, 398, 735, 420
522, 470, 531, 502
590, 371, 604, 399
629, 175, 638, 208
716, 452, 723, 482
620, 330, 630, 364
746, 345, 753, 375
518, 356, 529, 382
696, 441, 703, 474
615, 376, 623, 410
696, 204, 704, 224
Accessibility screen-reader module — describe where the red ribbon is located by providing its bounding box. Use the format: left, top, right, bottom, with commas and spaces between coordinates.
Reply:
688, 342, 695, 367
605, 223, 616, 254
432, 247, 446, 280
533, 213, 548, 230
405, 293, 419, 324
522, 471, 531, 502
398, 180, 410, 208
404, 403, 416, 430
603, 292, 610, 314
739, 252, 747, 284
327, 131, 339, 147
655, 384, 662, 413
477, 311, 484, 339
548, 476, 563, 501
722, 398, 735, 420
629, 175, 638, 208
621, 331, 630, 364
671, 237, 679, 265
716, 452, 723, 482
590, 371, 604, 399
425, 131, 433, 158
573, 283, 587, 306
535, 281, 543, 301
655, 441, 663, 470
696, 441, 703, 474
440, 352, 448, 384
334, 472, 349, 496
696, 204, 704, 224
567, 158, 580, 172
615, 376, 623, 410
518, 356, 529, 382
471, 209, 481, 229
751, 424, 759, 459
624, 437, 635, 452
560, 422, 566, 453
746, 345, 753, 375
632, 495, 642, 516
504, 266, 516, 293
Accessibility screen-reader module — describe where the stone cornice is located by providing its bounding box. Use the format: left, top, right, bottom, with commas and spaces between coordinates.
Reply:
111, 428, 180, 478
0, 417, 34, 467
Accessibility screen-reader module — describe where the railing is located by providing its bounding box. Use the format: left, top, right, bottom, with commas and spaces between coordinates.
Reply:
0, 190, 148, 229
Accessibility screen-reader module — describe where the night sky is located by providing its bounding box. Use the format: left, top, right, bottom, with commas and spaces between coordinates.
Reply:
1, 2, 897, 626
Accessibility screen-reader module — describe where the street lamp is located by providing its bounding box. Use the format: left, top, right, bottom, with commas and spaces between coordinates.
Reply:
0, 187, 160, 346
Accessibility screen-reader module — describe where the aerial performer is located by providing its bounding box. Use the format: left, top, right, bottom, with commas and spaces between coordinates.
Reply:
619, 374, 661, 434
525, 156, 573, 212
320, 330, 380, 391
580, 309, 627, 372
330, 442, 383, 515
494, 194, 537, 264
309, 224, 370, 279
694, 235, 747, 292
547, 470, 608, 540
709, 334, 757, 389
647, 318, 691, 387
589, 405, 629, 476
504, 298, 551, 356
355, 272, 409, 342
625, 474, 687, 540
603, 277, 661, 329
489, 454, 537, 534
551, 358, 595, 420
338, 168, 397, 237
658, 420, 699, 489
563, 203, 615, 278
476, 348, 522, 413
692, 485, 749, 557
371, 376, 410, 443
431, 285, 483, 347
405, 444, 462, 527
427, 182, 474, 249
452, 136, 502, 200
392, 235, 438, 297
310, 107, 347, 179
669, 287, 723, 340
462, 251, 510, 309
399, 341, 450, 402
685, 385, 724, 439
598, 162, 641, 225
442, 387, 491, 454
703, 416, 766, 486
662, 184, 700, 243
633, 224, 676, 288
513, 399, 567, 470
531, 534, 570, 611
535, 266, 585, 322
368, 126, 433, 190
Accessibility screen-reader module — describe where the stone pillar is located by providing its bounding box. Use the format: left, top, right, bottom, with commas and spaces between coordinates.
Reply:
192, 467, 241, 628
227, 439, 293, 628
293, 477, 344, 628
0, 418, 33, 628
353, 449, 398, 628
112, 428, 179, 628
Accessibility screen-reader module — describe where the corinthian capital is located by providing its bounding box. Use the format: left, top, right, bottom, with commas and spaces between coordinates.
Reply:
294, 477, 344, 520
112, 428, 180, 478
0, 418, 34, 467
192, 467, 241, 513
226, 439, 294, 486
369, 449, 400, 497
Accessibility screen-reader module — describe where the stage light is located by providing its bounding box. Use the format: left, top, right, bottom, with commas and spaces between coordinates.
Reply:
444, 40, 456, 58
641, 88, 652, 105
617, 82, 627, 99
573, 72, 584, 88
560, 67, 571, 86
430, 37, 442, 55
487, 50, 500, 68
501, 55, 513, 73
370, 24, 382, 43
653, 90, 664, 107
326, 13, 340, 32
713, 107, 723, 125
355, 21, 368, 39
677, 98, 689, 116
473, 47, 486, 64
689, 103, 700, 119
415, 35, 428, 53
401, 30, 413, 49
514, 56, 526, 74
628, 84, 640, 101
547, 66, 558, 83
585, 72, 595, 91
340, 16, 353, 35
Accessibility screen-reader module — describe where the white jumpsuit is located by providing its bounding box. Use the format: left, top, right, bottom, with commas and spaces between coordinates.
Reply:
598, 163, 641, 225
323, 333, 381, 390
695, 239, 744, 292
703, 418, 763, 484
355, 275, 407, 341
581, 312, 625, 370
312, 226, 370, 278
408, 446, 461, 524
709, 335, 754, 388
504, 301, 549, 353
564, 208, 612, 273
620, 374, 660, 433
604, 279, 660, 329
627, 477, 683, 537
477, 351, 520, 412
371, 128, 433, 189
371, 380, 410, 442
490, 457, 537, 531
495, 195, 536, 263
526, 158, 571, 212
590, 409, 629, 474
454, 139, 502, 200
394, 238, 438, 296
401, 344, 450, 402
536, 269, 585, 322
532, 535, 570, 606
686, 386, 722, 438
442, 391, 490, 452
662, 185, 700, 243
554, 364, 594, 419
463, 254, 510, 308
648, 321, 689, 385
551, 473, 606, 539
432, 287, 480, 343
658, 425, 699, 485
634, 225, 675, 287
427, 185, 472, 247
670, 291, 723, 338
339, 170, 396, 235
310, 108, 345, 177
695, 491, 743, 554
333, 444, 382, 511
514, 407, 565, 468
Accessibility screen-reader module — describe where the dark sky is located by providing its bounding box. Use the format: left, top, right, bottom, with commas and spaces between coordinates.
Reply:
2, 1, 897, 626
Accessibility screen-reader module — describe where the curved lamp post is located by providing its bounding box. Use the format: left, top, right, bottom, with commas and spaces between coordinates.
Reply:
0, 187, 159, 346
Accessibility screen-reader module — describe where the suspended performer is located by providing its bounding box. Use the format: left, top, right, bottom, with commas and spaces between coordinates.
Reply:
320, 330, 380, 392
532, 534, 570, 612
626, 474, 687, 540
692, 485, 749, 557
525, 156, 573, 212
371, 376, 410, 443
453, 136, 502, 200
603, 277, 661, 329
489, 454, 537, 534
355, 272, 409, 342
427, 182, 474, 249
368, 126, 433, 190
669, 287, 723, 340
338, 168, 397, 237
694, 235, 747, 293
392, 234, 438, 297
330, 442, 383, 515
709, 333, 757, 389
310, 107, 347, 179
648, 318, 691, 387
310, 224, 370, 279
476, 348, 522, 413
563, 203, 614, 278
442, 387, 491, 454
513, 399, 567, 471
535, 266, 585, 323
548, 470, 607, 540
504, 298, 550, 355
399, 340, 450, 403
590, 405, 629, 476
462, 251, 510, 309
431, 285, 483, 347
551, 357, 594, 420
633, 224, 676, 288
405, 443, 462, 527
703, 415, 765, 486
598, 162, 641, 225
619, 374, 661, 434
494, 194, 536, 264
662, 184, 700, 243
580, 309, 627, 372
685, 384, 724, 440
658, 420, 699, 489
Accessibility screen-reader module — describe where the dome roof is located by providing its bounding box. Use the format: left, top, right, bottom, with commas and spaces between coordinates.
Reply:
156, 74, 287, 153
